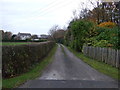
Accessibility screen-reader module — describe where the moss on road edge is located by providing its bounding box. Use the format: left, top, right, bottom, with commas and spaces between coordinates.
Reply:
3, 44, 57, 88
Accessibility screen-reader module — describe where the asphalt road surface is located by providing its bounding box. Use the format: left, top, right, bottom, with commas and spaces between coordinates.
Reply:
19, 44, 119, 88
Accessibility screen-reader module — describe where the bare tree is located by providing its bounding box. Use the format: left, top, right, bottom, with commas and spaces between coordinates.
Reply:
48, 25, 60, 41
72, 10, 79, 21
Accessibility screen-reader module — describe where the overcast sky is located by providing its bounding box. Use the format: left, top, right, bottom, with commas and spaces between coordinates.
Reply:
0, 0, 97, 35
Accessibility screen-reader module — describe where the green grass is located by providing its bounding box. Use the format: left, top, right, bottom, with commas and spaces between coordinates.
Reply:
61, 45, 65, 54
2, 44, 57, 88
1, 42, 31, 46
67, 47, 120, 80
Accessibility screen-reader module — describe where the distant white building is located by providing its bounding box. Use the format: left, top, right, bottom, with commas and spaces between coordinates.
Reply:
40, 34, 48, 39
17, 33, 31, 40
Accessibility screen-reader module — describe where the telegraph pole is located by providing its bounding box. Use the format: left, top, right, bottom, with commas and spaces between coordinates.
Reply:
118, 1, 120, 28
97, 0, 100, 24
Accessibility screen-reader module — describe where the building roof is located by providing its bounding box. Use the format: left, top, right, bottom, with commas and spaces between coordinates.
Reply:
18, 33, 31, 36
40, 34, 48, 36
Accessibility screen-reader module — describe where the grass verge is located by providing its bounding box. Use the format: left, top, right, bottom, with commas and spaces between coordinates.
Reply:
2, 44, 57, 88
67, 47, 120, 80
61, 44, 65, 55
1, 42, 31, 46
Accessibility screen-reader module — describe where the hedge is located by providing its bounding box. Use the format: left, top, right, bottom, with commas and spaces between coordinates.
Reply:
2, 39, 47, 42
2, 41, 55, 78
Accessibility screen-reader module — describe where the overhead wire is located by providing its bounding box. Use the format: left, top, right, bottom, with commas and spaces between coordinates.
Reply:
13, 0, 80, 23
10, 0, 66, 23
38, 0, 73, 15
30, 0, 65, 16
30, 0, 75, 17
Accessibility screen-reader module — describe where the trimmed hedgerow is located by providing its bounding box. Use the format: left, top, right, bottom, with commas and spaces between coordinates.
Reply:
2, 41, 55, 78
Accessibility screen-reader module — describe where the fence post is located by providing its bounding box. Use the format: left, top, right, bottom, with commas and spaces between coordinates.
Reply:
93, 46, 95, 59
82, 46, 119, 68
116, 50, 120, 68
97, 47, 100, 61
112, 49, 116, 67
102, 48, 104, 62
100, 47, 102, 61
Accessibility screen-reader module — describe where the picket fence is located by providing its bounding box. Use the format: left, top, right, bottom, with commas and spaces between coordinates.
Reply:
83, 46, 120, 68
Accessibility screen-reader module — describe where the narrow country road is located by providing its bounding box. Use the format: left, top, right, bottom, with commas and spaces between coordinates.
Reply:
20, 44, 118, 88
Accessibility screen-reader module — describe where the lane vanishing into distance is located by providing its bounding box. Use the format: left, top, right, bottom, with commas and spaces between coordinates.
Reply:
20, 44, 118, 88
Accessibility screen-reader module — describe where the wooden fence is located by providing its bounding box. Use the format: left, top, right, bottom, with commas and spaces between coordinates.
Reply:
83, 46, 120, 68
